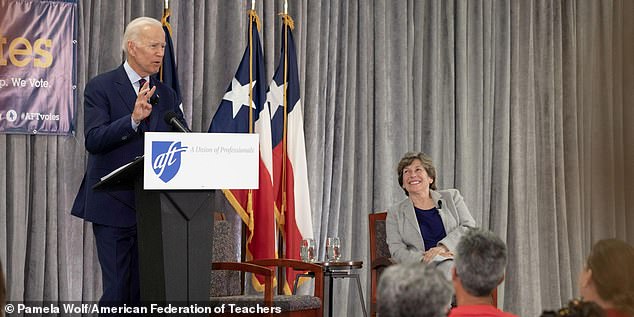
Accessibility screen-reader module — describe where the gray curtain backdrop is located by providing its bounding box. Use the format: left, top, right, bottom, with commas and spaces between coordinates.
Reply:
1, 0, 633, 316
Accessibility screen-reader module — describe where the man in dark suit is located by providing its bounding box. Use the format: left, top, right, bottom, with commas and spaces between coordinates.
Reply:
71, 16, 187, 306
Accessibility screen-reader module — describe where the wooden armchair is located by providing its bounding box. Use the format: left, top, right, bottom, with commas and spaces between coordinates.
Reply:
210, 262, 274, 303
369, 212, 395, 317
210, 220, 323, 316
249, 259, 324, 317
210, 219, 277, 316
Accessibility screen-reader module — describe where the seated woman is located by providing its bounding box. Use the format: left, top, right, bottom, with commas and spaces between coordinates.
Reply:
386, 152, 476, 265
578, 239, 634, 317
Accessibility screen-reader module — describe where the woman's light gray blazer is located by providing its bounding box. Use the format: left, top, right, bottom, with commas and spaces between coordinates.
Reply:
386, 189, 477, 264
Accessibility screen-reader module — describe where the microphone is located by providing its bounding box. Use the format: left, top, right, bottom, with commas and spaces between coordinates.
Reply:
163, 111, 191, 132
437, 200, 442, 209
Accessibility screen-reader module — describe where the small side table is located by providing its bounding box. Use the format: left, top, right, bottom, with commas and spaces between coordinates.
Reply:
293, 261, 367, 317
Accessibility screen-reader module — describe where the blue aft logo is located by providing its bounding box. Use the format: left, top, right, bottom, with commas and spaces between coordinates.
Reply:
151, 141, 188, 183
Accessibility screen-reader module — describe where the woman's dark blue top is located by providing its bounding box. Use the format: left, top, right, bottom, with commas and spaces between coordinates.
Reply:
414, 206, 447, 251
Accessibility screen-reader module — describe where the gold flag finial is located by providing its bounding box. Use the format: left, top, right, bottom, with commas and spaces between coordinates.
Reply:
278, 13, 295, 30
247, 10, 261, 32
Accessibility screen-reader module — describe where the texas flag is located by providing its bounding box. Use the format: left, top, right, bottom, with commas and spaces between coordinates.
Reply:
267, 15, 314, 293
208, 11, 275, 290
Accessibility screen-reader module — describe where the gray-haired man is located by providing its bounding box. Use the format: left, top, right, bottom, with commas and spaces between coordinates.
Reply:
449, 228, 518, 317
378, 263, 453, 317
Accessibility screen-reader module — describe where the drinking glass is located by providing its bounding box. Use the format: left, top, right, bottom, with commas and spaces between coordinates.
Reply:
300, 238, 316, 262
326, 237, 341, 262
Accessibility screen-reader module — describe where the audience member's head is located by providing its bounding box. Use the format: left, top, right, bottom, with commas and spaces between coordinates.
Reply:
578, 239, 634, 316
540, 299, 605, 317
452, 228, 507, 303
378, 263, 453, 317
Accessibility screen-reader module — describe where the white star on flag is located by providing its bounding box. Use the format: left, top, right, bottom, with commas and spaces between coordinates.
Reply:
266, 80, 284, 119
223, 77, 258, 118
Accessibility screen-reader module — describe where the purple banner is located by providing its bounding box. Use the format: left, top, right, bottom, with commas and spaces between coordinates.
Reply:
0, 0, 77, 135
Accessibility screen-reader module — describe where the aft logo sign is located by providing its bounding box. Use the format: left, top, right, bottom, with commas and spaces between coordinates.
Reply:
151, 141, 188, 183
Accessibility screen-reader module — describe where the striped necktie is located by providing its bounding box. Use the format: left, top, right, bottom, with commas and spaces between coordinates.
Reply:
138, 78, 146, 92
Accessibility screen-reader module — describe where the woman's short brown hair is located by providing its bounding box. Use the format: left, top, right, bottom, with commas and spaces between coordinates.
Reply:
586, 239, 634, 316
396, 152, 437, 195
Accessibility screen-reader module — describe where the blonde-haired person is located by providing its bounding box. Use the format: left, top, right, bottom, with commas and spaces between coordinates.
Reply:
579, 239, 634, 317
386, 152, 476, 266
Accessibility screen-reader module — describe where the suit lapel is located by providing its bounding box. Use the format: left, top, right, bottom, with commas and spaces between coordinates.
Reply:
114, 65, 137, 114
431, 190, 449, 229
401, 199, 422, 237
430, 190, 443, 209
147, 77, 160, 131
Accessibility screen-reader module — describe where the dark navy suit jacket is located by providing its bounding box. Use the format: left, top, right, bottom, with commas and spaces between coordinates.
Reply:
71, 65, 186, 227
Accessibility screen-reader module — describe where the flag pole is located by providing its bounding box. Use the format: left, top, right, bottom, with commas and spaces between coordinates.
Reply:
279, 0, 295, 247
281, 8, 289, 280
281, 11, 289, 234
161, 0, 171, 34
245, 8, 259, 258
248, 12, 256, 134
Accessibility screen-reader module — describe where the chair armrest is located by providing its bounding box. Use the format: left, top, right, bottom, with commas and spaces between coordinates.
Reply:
371, 256, 395, 270
250, 258, 322, 272
249, 259, 324, 302
212, 262, 274, 304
